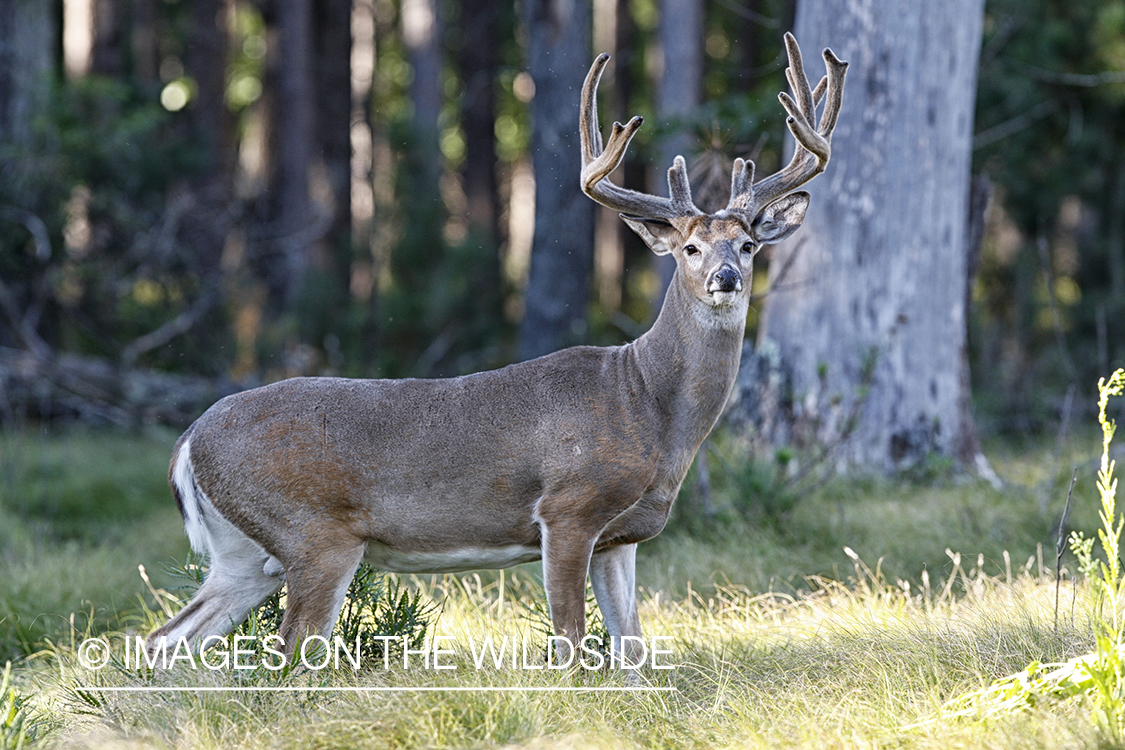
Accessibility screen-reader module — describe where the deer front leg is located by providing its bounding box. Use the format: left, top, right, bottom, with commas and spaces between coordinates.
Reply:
590, 543, 644, 667
538, 519, 596, 666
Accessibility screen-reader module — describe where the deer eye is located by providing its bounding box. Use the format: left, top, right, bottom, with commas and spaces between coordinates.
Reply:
684, 244, 699, 256
741, 242, 756, 254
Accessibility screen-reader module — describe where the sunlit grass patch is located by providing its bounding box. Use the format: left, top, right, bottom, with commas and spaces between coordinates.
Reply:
11, 548, 1098, 750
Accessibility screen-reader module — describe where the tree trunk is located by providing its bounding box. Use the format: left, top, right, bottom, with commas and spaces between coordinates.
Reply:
652, 0, 703, 306
271, 0, 315, 304
403, 0, 443, 202
518, 0, 594, 361
458, 0, 503, 320
90, 0, 123, 77
0, 0, 56, 146
183, 0, 235, 277
313, 0, 354, 295
757, 0, 986, 472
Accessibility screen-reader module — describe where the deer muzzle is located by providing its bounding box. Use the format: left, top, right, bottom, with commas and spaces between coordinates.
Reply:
708, 266, 743, 295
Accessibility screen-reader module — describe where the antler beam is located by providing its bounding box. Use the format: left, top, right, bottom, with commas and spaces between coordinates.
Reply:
579, 54, 703, 224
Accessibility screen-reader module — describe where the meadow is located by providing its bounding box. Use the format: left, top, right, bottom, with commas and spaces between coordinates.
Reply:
0, 423, 1118, 749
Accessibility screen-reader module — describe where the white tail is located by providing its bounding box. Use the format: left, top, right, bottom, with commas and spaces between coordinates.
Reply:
148, 33, 847, 666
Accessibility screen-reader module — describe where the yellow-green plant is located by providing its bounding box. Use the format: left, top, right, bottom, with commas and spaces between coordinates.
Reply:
1067, 367, 1125, 739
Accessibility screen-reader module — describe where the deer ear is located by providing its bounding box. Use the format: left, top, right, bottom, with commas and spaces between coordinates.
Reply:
752, 191, 811, 244
621, 215, 680, 256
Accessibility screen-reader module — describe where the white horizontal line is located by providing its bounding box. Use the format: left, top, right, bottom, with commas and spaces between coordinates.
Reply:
76, 685, 676, 693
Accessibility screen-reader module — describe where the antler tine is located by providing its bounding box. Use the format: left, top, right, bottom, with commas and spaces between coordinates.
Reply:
579, 55, 701, 221
783, 32, 815, 123
816, 47, 848, 137
580, 54, 610, 164
730, 33, 848, 217
726, 158, 757, 212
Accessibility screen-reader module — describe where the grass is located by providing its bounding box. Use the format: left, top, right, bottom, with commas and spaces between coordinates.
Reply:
0, 422, 1116, 749
0, 427, 188, 661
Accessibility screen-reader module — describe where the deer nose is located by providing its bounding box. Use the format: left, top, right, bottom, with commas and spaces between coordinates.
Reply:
708, 266, 742, 294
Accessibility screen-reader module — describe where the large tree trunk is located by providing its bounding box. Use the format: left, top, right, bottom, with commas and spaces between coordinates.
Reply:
183, 0, 235, 278
518, 0, 594, 361
757, 1, 986, 472
403, 0, 443, 204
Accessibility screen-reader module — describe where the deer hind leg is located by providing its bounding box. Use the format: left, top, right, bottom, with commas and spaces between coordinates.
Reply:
590, 543, 644, 667
147, 492, 284, 656
276, 539, 366, 656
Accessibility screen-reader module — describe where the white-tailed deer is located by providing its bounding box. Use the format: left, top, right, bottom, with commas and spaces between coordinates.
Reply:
148, 33, 847, 666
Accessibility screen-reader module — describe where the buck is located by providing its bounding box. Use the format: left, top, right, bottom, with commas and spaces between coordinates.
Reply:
148, 33, 847, 666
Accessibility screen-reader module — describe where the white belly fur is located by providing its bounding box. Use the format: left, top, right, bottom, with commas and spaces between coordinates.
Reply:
365, 542, 542, 574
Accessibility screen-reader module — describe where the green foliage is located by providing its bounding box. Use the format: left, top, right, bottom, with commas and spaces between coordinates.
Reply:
1, 75, 216, 371
1067, 368, 1125, 738
0, 662, 45, 750
974, 2, 1125, 423
158, 559, 437, 673
331, 564, 436, 667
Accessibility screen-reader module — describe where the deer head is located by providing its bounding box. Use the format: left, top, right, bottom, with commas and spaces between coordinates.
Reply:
580, 33, 848, 319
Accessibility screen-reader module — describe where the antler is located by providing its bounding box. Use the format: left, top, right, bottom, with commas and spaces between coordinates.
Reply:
579, 54, 703, 225
726, 32, 849, 219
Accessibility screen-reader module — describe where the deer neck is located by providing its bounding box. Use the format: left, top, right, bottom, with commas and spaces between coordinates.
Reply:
631, 268, 745, 453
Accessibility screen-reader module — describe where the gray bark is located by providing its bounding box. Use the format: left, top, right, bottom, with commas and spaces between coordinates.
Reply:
0, 0, 55, 145
458, 0, 503, 317
757, 0, 985, 472
272, 0, 315, 303
653, 0, 703, 302
519, 0, 594, 361
313, 0, 354, 292
403, 0, 443, 205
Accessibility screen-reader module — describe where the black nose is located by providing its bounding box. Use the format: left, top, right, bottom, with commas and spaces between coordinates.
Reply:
711, 267, 742, 293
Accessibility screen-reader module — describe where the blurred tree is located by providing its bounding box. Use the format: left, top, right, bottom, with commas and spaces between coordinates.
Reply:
181, 0, 235, 283
313, 0, 355, 296
519, 0, 595, 361
268, 0, 316, 306
458, 0, 501, 253
0, 0, 55, 149
758, 0, 986, 472
652, 0, 702, 298
457, 0, 505, 336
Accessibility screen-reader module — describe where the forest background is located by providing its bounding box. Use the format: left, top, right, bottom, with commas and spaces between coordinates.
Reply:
2, 0, 1125, 463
